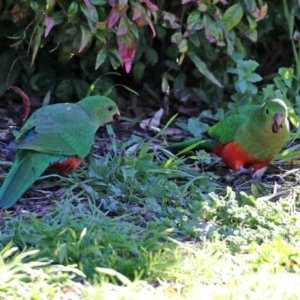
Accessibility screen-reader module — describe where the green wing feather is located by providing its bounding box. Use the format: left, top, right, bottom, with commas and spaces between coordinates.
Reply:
13, 104, 95, 157
208, 105, 256, 144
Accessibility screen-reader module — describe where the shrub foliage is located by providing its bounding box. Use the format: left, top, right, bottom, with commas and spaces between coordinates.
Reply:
0, 0, 298, 107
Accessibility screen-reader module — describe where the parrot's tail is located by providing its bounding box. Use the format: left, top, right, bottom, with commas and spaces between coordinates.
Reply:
165, 138, 217, 153
0, 151, 56, 209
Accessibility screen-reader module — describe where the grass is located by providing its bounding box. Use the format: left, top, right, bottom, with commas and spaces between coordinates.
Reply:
1, 133, 300, 299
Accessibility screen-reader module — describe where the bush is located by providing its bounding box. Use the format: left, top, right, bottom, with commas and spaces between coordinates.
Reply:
0, 0, 298, 109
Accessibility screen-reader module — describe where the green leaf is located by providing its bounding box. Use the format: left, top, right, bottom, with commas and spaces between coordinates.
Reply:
30, 25, 44, 66
247, 73, 262, 83
187, 118, 209, 138
29, 70, 55, 92
225, 31, 235, 55
203, 15, 224, 44
174, 72, 186, 92
245, 29, 257, 42
187, 10, 203, 31
80, 2, 99, 22
55, 80, 73, 102
246, 14, 257, 30
288, 106, 300, 128
109, 54, 122, 70
244, 0, 257, 14
95, 48, 107, 70
145, 47, 158, 65
171, 31, 182, 44
95, 31, 106, 43
67, 2, 79, 22
161, 75, 169, 93
279, 67, 293, 88
46, 0, 55, 10
189, 32, 201, 47
30, 1, 39, 14
236, 80, 247, 93
222, 3, 244, 31
72, 79, 89, 99
51, 11, 64, 25
133, 61, 145, 81
187, 51, 223, 88
178, 38, 188, 53
91, 0, 106, 4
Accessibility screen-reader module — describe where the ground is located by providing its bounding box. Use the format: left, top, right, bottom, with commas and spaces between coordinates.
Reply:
1, 100, 300, 299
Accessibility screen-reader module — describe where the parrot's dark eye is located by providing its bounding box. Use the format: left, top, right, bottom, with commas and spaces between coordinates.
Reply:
108, 106, 113, 111
266, 108, 269, 114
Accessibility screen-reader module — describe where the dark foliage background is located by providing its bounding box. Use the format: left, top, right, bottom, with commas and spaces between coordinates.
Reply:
0, 0, 299, 117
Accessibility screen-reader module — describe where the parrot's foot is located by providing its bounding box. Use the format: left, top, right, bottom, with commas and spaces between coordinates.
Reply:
231, 166, 267, 181
229, 167, 253, 186
232, 167, 253, 177
252, 167, 267, 181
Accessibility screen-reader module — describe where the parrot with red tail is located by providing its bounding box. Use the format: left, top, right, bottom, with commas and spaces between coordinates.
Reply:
167, 98, 290, 176
0, 95, 120, 209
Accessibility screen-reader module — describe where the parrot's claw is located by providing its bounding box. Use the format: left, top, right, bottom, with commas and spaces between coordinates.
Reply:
231, 166, 267, 181
232, 167, 253, 176
252, 167, 267, 181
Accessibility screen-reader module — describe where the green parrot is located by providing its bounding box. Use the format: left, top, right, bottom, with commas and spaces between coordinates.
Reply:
167, 98, 290, 175
0, 95, 120, 209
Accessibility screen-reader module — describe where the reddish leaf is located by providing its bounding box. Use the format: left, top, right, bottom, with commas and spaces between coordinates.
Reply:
84, 0, 94, 18
162, 12, 180, 28
11, 4, 28, 22
108, 8, 121, 28
108, 0, 128, 28
139, 0, 158, 11
132, 4, 143, 20
132, 3, 148, 27
117, 33, 136, 73
135, 16, 148, 28
146, 16, 156, 38
95, 20, 108, 30
78, 26, 93, 53
44, 15, 55, 37
118, 0, 128, 10
135, 17, 148, 28
7, 86, 31, 121
117, 15, 130, 36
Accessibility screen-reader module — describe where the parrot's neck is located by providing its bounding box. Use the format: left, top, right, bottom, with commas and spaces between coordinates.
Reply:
77, 100, 101, 132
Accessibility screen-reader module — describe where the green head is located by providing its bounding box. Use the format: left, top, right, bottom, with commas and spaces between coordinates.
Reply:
77, 95, 120, 131
260, 98, 288, 133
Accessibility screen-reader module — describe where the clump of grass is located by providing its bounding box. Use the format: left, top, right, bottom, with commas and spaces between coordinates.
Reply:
1, 134, 300, 298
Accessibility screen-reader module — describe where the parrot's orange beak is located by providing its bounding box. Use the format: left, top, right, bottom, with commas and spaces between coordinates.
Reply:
111, 109, 121, 123
272, 113, 283, 133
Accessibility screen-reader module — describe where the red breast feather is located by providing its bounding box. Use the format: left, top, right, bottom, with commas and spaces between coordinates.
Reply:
213, 141, 273, 173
